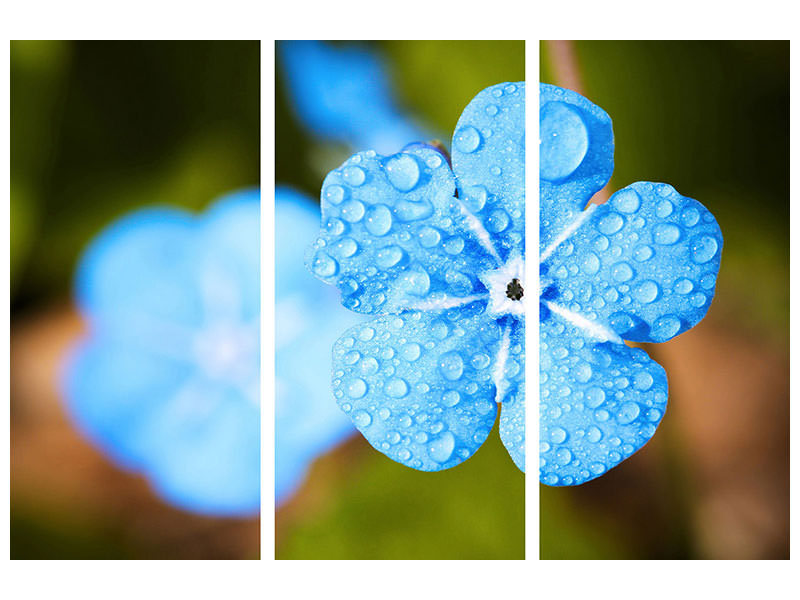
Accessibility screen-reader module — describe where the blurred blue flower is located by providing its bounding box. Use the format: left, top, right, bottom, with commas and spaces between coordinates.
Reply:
278, 40, 427, 155
307, 82, 525, 472
275, 186, 365, 504
62, 189, 260, 516
539, 83, 723, 485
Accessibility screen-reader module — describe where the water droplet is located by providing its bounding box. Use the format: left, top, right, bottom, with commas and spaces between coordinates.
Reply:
633, 244, 653, 262
550, 427, 567, 444
352, 409, 371, 427
342, 165, 366, 186
438, 351, 464, 381
586, 426, 603, 443
428, 431, 456, 463
598, 212, 624, 235
613, 189, 641, 213
652, 223, 681, 245
585, 387, 606, 409
611, 262, 634, 282
346, 379, 367, 399
340, 199, 365, 223
399, 269, 430, 296
442, 391, 460, 407
334, 237, 358, 258
652, 315, 681, 341
674, 278, 693, 294
681, 207, 700, 227
656, 199, 674, 217
471, 353, 490, 370
486, 209, 510, 232
418, 226, 441, 248
691, 235, 718, 264
401, 342, 421, 361
555, 448, 572, 465
539, 101, 589, 181
312, 251, 338, 277
463, 185, 487, 212
454, 125, 481, 153
633, 280, 659, 303
375, 246, 404, 269
384, 154, 420, 191
581, 252, 600, 275
485, 104, 499, 116
324, 184, 346, 205
617, 402, 641, 424
395, 199, 433, 221
365, 204, 393, 236
358, 327, 375, 341
385, 378, 409, 398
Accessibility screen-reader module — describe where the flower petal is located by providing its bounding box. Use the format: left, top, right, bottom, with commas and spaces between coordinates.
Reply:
499, 385, 525, 471
542, 182, 722, 343
308, 146, 497, 314
539, 318, 668, 486
332, 307, 507, 471
539, 83, 613, 250
451, 82, 525, 262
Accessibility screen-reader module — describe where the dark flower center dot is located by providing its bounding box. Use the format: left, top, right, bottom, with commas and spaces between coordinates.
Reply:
506, 278, 524, 301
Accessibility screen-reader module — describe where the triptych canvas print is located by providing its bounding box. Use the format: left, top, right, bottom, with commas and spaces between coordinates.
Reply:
8, 39, 789, 561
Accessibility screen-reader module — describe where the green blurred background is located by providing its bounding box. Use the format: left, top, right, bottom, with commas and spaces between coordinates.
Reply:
540, 40, 789, 559
10, 40, 260, 559
275, 40, 525, 560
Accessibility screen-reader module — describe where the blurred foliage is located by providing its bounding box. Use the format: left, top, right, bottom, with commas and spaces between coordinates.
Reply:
541, 40, 789, 559
280, 427, 524, 560
276, 40, 525, 560
11, 40, 260, 312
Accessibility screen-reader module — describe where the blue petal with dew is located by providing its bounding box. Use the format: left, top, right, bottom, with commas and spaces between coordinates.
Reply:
452, 82, 525, 263
333, 308, 520, 471
540, 319, 667, 486
539, 82, 722, 485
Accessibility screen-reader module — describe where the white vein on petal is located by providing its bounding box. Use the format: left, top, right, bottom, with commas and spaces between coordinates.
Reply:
408, 293, 488, 311
454, 196, 502, 263
492, 325, 512, 402
545, 301, 622, 344
539, 205, 596, 264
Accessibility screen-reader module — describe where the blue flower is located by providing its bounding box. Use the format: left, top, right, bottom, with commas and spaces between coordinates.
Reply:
275, 186, 366, 504
539, 83, 723, 485
278, 40, 427, 154
307, 82, 525, 472
62, 190, 260, 516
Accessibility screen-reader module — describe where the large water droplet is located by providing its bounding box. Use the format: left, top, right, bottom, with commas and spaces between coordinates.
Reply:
324, 184, 346, 205
346, 378, 367, 399
375, 246, 404, 269
342, 165, 366, 186
633, 280, 659, 303
598, 212, 624, 235
486, 208, 510, 232
617, 402, 641, 424
454, 125, 481, 153
385, 377, 409, 398
384, 154, 421, 191
652, 223, 681, 245
428, 431, 456, 463
401, 342, 421, 361
365, 204, 393, 236
340, 199, 365, 223
352, 409, 371, 427
539, 101, 589, 181
312, 251, 338, 277
613, 189, 641, 213
399, 269, 431, 296
691, 235, 718, 263
438, 351, 464, 381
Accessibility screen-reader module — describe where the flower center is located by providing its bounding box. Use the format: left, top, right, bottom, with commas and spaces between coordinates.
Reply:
478, 254, 525, 318
506, 278, 524, 301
